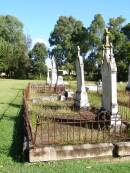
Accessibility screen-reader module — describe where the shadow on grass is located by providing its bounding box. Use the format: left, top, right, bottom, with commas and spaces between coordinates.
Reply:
9, 106, 25, 162
0, 89, 23, 121
0, 90, 25, 162
11, 88, 24, 91
9, 103, 22, 108
0, 103, 22, 121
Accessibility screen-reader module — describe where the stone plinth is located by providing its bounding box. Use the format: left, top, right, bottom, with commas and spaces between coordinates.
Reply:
75, 86, 89, 108
114, 142, 130, 157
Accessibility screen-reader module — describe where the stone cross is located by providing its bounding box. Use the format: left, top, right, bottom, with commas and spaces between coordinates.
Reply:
102, 28, 121, 126
75, 46, 89, 108
51, 56, 57, 85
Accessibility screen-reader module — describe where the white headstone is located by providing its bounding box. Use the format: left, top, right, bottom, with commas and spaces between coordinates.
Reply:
47, 67, 51, 84
51, 56, 57, 85
59, 95, 66, 101
68, 91, 74, 99
102, 28, 121, 126
57, 75, 64, 85
75, 46, 89, 108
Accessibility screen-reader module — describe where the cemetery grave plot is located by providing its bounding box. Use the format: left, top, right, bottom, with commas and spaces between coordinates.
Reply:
28, 100, 110, 146
24, 84, 130, 149
23, 31, 130, 162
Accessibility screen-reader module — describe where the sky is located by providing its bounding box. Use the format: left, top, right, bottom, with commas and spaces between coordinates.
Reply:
0, 0, 130, 48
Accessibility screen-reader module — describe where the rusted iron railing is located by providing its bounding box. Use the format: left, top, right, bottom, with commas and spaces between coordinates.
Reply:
23, 83, 130, 148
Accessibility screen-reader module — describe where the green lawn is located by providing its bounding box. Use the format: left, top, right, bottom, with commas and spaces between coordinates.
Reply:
0, 79, 130, 173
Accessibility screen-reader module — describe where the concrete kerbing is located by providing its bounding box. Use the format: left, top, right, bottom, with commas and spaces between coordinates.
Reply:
28, 142, 130, 162
114, 142, 130, 157
29, 143, 113, 162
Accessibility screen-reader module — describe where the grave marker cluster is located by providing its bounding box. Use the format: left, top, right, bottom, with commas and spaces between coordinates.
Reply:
46, 29, 127, 130
47, 56, 64, 86
74, 29, 122, 129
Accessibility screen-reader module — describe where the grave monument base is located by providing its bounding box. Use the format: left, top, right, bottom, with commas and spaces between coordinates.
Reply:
75, 89, 90, 108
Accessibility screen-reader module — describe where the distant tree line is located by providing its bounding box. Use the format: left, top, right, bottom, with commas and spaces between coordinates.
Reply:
0, 14, 130, 81
0, 15, 48, 79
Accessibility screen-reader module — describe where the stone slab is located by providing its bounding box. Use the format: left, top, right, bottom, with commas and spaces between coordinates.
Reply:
29, 143, 113, 162
115, 142, 130, 157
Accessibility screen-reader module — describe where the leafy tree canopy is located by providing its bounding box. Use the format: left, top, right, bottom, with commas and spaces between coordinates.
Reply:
29, 42, 48, 78
49, 16, 88, 71
0, 15, 30, 78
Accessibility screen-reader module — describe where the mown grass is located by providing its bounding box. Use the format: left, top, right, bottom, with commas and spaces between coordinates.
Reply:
0, 79, 130, 173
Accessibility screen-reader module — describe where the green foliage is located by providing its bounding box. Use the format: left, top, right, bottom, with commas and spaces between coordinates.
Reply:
84, 15, 130, 81
107, 16, 130, 81
108, 16, 126, 51
84, 14, 105, 80
29, 42, 48, 79
88, 14, 105, 48
31, 42, 47, 62
63, 75, 76, 81
62, 62, 75, 75
0, 15, 31, 78
122, 23, 130, 40
49, 16, 88, 72
50, 47, 66, 72
49, 14, 130, 82
0, 15, 24, 44
1, 14, 130, 81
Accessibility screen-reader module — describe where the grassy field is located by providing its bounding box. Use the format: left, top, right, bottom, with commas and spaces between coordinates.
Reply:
0, 79, 130, 173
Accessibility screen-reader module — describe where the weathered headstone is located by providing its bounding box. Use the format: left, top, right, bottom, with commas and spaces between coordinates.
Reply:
51, 56, 57, 85
97, 80, 102, 94
47, 67, 51, 84
102, 28, 121, 126
57, 75, 64, 85
75, 46, 89, 108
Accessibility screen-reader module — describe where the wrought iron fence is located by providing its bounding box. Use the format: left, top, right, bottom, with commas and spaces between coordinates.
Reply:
23, 83, 130, 148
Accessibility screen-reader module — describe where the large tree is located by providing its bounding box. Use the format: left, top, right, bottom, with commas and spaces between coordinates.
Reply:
84, 14, 105, 80
122, 23, 130, 40
29, 42, 48, 78
108, 16, 128, 81
49, 14, 130, 81
0, 15, 30, 78
85, 15, 129, 81
49, 16, 88, 73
